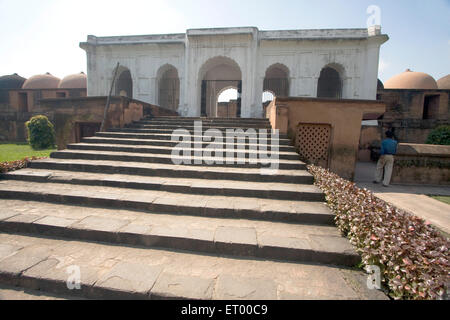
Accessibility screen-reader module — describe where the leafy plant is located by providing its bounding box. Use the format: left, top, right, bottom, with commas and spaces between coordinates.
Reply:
0, 156, 44, 173
426, 125, 450, 146
308, 165, 449, 300
25, 115, 56, 150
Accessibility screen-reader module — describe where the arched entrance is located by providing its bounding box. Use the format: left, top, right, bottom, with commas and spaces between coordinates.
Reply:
264, 63, 290, 97
115, 67, 133, 98
317, 65, 343, 99
157, 64, 180, 111
198, 56, 242, 118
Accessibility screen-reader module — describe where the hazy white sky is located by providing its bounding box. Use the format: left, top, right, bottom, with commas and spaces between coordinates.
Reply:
0, 0, 449, 84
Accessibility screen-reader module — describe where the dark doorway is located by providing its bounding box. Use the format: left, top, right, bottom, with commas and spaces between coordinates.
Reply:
423, 95, 440, 120
158, 65, 180, 111
18, 92, 28, 112
317, 67, 342, 99
115, 69, 133, 98
264, 64, 290, 97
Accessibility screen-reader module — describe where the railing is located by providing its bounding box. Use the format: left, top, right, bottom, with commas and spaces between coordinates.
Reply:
100, 62, 120, 132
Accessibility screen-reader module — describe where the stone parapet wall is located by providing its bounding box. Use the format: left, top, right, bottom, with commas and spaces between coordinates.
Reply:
392, 143, 450, 185
0, 96, 178, 147
143, 104, 179, 118
267, 97, 385, 180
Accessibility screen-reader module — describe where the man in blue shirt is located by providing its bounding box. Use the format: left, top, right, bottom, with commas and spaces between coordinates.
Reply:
374, 131, 398, 187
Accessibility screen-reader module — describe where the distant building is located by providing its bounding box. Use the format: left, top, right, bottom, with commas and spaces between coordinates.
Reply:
0, 72, 87, 141
377, 69, 450, 143
358, 70, 450, 162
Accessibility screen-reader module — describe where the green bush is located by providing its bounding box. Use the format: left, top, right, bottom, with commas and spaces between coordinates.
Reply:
25, 115, 56, 150
426, 125, 450, 145
308, 165, 449, 300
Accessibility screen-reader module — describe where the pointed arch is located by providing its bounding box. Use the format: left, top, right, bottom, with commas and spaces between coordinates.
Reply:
198, 56, 242, 117
263, 63, 290, 97
317, 63, 345, 99
156, 64, 180, 111
114, 66, 133, 98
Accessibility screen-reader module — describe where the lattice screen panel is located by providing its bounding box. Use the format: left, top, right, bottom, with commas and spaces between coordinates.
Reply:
297, 123, 331, 168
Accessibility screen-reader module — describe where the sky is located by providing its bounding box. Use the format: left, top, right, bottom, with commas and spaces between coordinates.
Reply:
0, 0, 449, 89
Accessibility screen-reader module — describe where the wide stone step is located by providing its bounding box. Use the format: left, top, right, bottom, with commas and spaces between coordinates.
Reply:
0, 232, 384, 300
29, 158, 312, 184
82, 136, 297, 152
132, 121, 271, 129
0, 200, 358, 267
118, 127, 280, 136
141, 118, 270, 124
0, 180, 331, 224
96, 132, 291, 145
147, 116, 268, 121
112, 127, 284, 137
3, 169, 317, 200
49, 150, 305, 170
67, 143, 301, 161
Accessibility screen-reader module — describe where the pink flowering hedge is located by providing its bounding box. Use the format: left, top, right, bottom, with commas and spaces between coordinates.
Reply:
308, 165, 449, 300
0, 156, 43, 174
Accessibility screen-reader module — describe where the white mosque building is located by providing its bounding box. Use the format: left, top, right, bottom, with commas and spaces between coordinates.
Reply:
80, 26, 388, 118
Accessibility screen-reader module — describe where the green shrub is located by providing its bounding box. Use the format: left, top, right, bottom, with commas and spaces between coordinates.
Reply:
426, 125, 450, 145
25, 115, 56, 150
308, 165, 449, 300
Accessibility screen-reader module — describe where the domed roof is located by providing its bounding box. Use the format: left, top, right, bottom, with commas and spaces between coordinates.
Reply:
0, 73, 26, 89
59, 72, 87, 89
437, 74, 450, 90
384, 69, 438, 90
22, 72, 61, 89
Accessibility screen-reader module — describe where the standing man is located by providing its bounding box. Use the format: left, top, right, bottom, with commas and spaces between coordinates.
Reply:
374, 131, 398, 187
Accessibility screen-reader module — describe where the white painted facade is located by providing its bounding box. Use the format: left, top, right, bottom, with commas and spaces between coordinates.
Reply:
80, 26, 388, 118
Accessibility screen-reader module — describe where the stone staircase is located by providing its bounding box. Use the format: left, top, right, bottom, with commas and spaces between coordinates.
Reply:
0, 117, 386, 300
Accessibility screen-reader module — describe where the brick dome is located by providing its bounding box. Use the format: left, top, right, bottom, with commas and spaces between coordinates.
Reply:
384, 69, 438, 90
22, 72, 61, 89
0, 73, 26, 89
59, 72, 87, 89
437, 74, 450, 90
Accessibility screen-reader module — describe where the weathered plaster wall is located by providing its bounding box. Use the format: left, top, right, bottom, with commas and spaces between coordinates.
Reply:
0, 96, 176, 147
35, 96, 144, 149
391, 143, 450, 185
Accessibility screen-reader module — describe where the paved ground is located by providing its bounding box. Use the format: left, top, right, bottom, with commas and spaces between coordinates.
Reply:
0, 284, 75, 300
355, 162, 450, 236
0, 233, 387, 300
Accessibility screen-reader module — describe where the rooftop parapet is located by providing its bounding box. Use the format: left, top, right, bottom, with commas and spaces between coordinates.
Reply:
80, 26, 388, 49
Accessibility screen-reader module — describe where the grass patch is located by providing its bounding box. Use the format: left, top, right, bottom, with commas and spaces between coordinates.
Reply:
0, 142, 55, 162
430, 196, 450, 206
